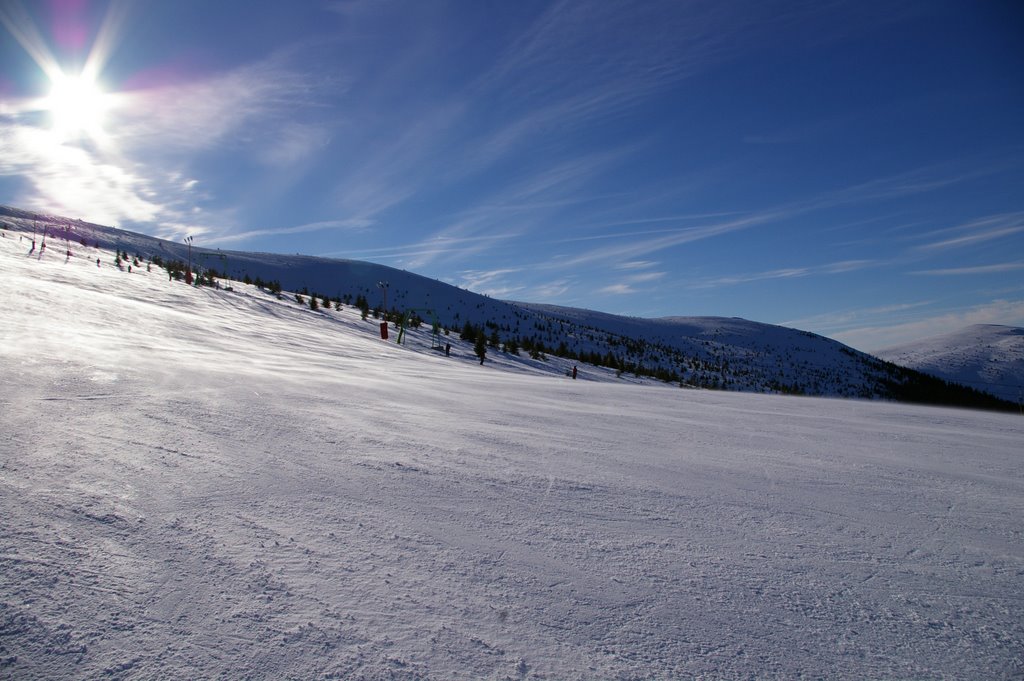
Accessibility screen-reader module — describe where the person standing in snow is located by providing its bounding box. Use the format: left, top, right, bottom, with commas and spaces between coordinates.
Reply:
474, 335, 486, 365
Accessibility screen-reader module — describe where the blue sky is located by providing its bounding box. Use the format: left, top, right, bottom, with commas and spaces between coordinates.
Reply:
2, 0, 1022, 350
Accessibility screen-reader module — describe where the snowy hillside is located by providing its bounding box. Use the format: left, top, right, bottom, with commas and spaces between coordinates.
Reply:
877, 324, 1024, 404
1, 205, 1014, 410
2, 213, 1024, 679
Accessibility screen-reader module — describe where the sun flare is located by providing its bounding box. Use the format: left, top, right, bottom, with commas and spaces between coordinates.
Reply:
44, 71, 110, 139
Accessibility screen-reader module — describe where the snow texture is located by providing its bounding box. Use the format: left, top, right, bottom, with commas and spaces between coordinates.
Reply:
1, 224, 1023, 679
878, 325, 1024, 405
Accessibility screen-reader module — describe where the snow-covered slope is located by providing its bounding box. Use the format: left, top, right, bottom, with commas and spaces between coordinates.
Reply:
4, 205, 1014, 410
519, 303, 880, 394
877, 325, 1024, 404
2, 213, 1023, 679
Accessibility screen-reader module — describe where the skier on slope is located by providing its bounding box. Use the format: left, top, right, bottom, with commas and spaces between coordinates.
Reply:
475, 335, 487, 365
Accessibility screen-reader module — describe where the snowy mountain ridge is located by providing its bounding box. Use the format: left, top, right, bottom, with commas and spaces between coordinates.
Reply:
0, 205, 1014, 410
877, 324, 1024, 403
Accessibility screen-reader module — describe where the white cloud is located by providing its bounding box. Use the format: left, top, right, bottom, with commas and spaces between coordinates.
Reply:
0, 124, 163, 226
696, 259, 879, 289
597, 283, 636, 295
552, 209, 790, 269
616, 260, 658, 270
913, 262, 1024, 276
915, 212, 1024, 252
529, 279, 572, 300
204, 218, 372, 246
456, 268, 524, 294
111, 55, 321, 156
782, 301, 935, 333
625, 271, 666, 283
154, 221, 213, 242
256, 122, 333, 167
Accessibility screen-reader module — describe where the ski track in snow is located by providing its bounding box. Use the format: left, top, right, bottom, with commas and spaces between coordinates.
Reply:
1, 231, 1023, 680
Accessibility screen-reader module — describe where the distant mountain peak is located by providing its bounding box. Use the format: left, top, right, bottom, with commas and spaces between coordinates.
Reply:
877, 325, 1024, 403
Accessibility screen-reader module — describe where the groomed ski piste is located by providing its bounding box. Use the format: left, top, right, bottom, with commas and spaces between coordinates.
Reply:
1, 227, 1022, 680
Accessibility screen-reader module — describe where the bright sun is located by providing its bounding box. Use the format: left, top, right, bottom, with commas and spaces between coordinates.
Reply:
44, 71, 110, 139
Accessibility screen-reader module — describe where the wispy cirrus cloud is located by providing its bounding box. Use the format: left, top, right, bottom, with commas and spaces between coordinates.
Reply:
0, 123, 163, 226
255, 122, 333, 168
318, 0, 834, 258
597, 269, 667, 296
616, 260, 659, 270
457, 1, 769, 176
694, 259, 878, 288
529, 278, 574, 301
530, 160, 1001, 273
548, 208, 793, 269
454, 268, 527, 298
914, 212, 1024, 252
328, 232, 521, 264
832, 299, 1024, 352
782, 301, 936, 333
553, 211, 748, 245
913, 262, 1024, 276
204, 218, 372, 247
114, 52, 326, 156
401, 146, 633, 270
598, 283, 637, 295
625, 271, 667, 283
697, 267, 810, 288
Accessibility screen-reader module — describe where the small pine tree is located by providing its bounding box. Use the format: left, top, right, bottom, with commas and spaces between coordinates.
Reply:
309, 296, 319, 310
295, 294, 305, 306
